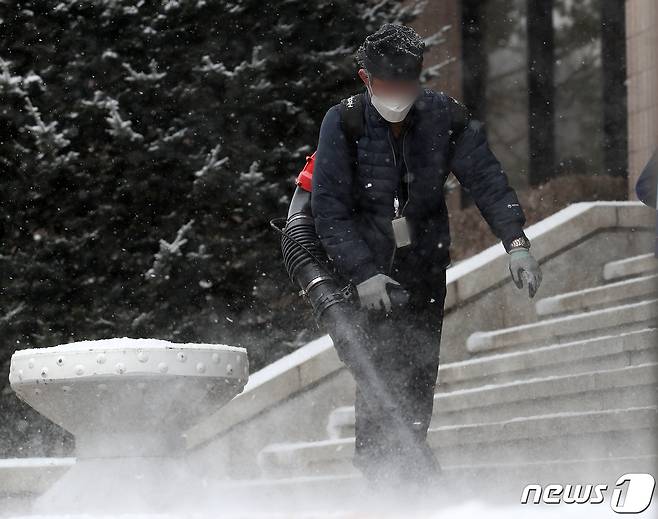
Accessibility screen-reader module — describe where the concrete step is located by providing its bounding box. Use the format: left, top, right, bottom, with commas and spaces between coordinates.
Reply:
439, 327, 657, 391
8, 456, 656, 517
327, 362, 658, 439
215, 454, 658, 512
259, 406, 658, 479
603, 253, 658, 281
466, 299, 658, 354
0, 456, 74, 496
535, 274, 658, 317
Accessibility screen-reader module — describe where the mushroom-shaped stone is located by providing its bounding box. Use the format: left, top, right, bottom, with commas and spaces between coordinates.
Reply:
8, 337, 249, 514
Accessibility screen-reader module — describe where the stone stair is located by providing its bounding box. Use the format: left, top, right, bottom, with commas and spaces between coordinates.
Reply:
604, 253, 658, 281
261, 406, 658, 477
327, 361, 658, 437
256, 252, 658, 490
438, 328, 657, 390
535, 274, 658, 316
465, 299, 657, 353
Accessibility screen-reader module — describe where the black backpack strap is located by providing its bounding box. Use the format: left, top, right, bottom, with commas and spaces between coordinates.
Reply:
338, 93, 365, 163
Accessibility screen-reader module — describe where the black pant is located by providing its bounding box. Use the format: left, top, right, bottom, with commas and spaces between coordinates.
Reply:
332, 266, 448, 487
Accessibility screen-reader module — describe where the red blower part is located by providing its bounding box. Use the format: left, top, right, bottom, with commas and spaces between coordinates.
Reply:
296, 151, 316, 192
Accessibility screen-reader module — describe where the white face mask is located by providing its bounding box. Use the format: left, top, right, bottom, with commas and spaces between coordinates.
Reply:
366, 79, 419, 123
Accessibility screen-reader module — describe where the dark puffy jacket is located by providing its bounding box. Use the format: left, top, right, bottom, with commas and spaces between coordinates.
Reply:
311, 87, 527, 289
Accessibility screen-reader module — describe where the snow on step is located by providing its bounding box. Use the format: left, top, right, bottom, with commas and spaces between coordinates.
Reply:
535, 274, 658, 316
431, 406, 657, 466
327, 362, 658, 438
218, 454, 658, 512
259, 406, 658, 478
439, 327, 657, 389
440, 454, 658, 503
603, 253, 658, 281
466, 299, 658, 354
0, 457, 74, 495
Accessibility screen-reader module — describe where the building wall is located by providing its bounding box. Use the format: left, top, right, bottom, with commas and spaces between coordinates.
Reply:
626, 0, 658, 198
413, 1, 635, 209
414, 1, 644, 204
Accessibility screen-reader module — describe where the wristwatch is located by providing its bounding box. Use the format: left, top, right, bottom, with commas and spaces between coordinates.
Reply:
506, 235, 531, 252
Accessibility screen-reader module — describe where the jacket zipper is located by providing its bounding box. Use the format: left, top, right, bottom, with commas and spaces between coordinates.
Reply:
400, 130, 411, 216
387, 128, 411, 275
387, 127, 397, 169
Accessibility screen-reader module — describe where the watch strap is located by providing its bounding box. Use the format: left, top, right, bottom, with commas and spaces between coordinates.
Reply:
505, 234, 531, 252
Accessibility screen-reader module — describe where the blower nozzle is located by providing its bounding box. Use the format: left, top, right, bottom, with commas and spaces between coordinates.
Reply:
269, 186, 355, 325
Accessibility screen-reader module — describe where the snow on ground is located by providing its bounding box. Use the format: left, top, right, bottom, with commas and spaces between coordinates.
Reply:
5, 497, 658, 518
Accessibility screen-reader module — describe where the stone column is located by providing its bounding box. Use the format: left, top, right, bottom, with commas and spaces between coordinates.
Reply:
626, 0, 658, 198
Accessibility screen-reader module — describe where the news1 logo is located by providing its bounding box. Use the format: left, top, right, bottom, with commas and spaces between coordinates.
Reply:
521, 473, 656, 513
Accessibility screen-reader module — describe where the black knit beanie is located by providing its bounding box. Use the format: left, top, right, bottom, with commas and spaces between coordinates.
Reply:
356, 23, 425, 81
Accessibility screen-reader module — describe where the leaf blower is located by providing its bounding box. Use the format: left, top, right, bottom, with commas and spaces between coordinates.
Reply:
269, 152, 409, 323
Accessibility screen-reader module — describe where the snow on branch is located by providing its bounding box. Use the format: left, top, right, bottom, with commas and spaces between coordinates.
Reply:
420, 56, 456, 84
81, 90, 144, 141
147, 126, 189, 152
83, 91, 145, 142
105, 106, 144, 141
363, 0, 427, 24
24, 97, 71, 150
122, 58, 166, 82
312, 45, 355, 58
1, 302, 26, 325
22, 71, 45, 91
0, 58, 25, 96
23, 96, 79, 165
423, 24, 451, 49
196, 56, 232, 75
240, 160, 264, 185
195, 45, 266, 78
163, 0, 181, 11
145, 219, 195, 281
194, 144, 229, 177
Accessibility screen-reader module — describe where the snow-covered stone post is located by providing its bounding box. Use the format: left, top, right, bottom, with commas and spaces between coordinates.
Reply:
8, 337, 248, 514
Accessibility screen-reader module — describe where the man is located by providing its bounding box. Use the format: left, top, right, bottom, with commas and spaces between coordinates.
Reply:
311, 23, 542, 490
635, 150, 658, 256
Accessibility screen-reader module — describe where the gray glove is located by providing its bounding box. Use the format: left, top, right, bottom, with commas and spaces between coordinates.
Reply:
356, 273, 401, 312
508, 247, 542, 298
